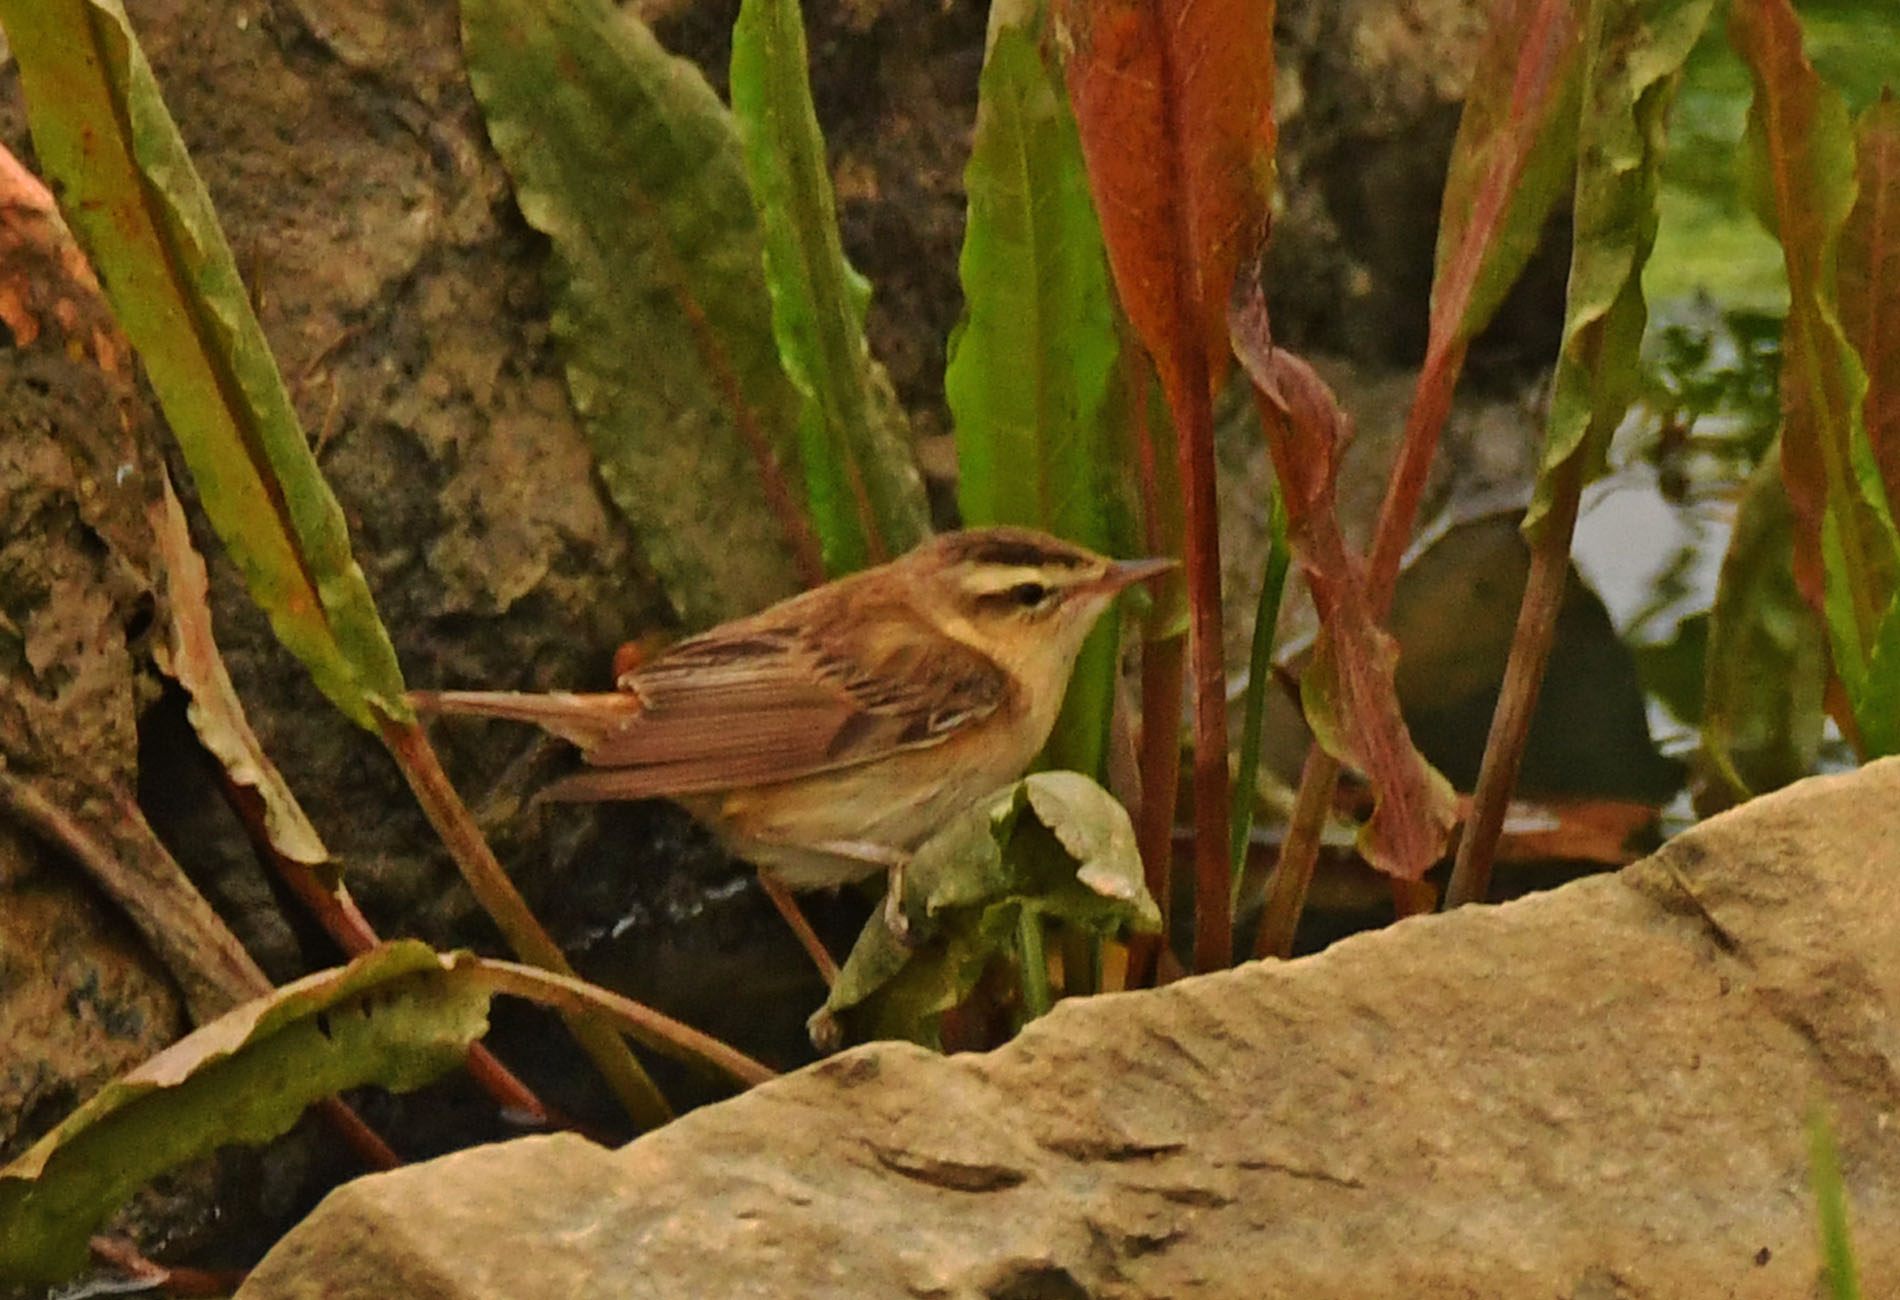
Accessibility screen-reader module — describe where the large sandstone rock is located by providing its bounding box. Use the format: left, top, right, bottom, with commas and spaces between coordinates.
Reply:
240, 761, 1900, 1298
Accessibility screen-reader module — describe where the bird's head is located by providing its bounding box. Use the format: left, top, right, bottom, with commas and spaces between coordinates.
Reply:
901, 527, 1175, 689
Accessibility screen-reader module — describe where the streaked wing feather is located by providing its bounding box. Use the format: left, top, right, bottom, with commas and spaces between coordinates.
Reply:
574, 602, 1010, 794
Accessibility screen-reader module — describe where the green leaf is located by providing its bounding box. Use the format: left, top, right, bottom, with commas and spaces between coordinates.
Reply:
0, 0, 410, 730
730, 0, 930, 574
461, 0, 822, 627
1732, 0, 1900, 733
948, 15, 1124, 777
1808, 1107, 1865, 1300
1700, 449, 1828, 806
0, 944, 490, 1286
1432, 0, 1587, 346
817, 772, 1158, 1049
1523, 0, 1717, 543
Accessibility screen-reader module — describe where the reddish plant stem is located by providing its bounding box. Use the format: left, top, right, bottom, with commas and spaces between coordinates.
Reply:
312, 1096, 400, 1170
219, 775, 559, 1130
1127, 633, 1186, 985
1123, 341, 1184, 987
1257, 338, 1469, 958
1445, 460, 1583, 907
378, 715, 672, 1130
1148, 79, 1235, 973
1174, 369, 1234, 974
760, 873, 838, 986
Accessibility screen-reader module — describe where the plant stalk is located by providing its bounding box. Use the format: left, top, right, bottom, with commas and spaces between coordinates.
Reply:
378, 716, 672, 1130
1016, 910, 1053, 1021
1445, 460, 1583, 907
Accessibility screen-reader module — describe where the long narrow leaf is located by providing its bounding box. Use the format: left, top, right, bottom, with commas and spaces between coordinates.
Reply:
0, 0, 409, 731
1059, 0, 1275, 971
1808, 1108, 1865, 1300
730, 0, 931, 572
948, 15, 1123, 776
1733, 0, 1899, 729
1429, 0, 1587, 377
1840, 93, 1900, 528
1523, 0, 1715, 544
461, 0, 823, 626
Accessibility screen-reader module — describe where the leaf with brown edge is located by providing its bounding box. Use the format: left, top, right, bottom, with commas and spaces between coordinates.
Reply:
1733, 0, 1898, 712
148, 472, 329, 869
1431, 0, 1586, 353
1841, 91, 1900, 512
1, 0, 411, 733
1230, 284, 1456, 882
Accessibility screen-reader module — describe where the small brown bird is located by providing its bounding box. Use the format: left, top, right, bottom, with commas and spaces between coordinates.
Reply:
413, 527, 1170, 919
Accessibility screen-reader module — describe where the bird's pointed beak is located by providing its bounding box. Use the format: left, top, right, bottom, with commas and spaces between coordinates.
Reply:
1092, 555, 1178, 594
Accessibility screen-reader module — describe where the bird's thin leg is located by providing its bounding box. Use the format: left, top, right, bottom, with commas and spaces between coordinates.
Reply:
759, 873, 838, 987
807, 839, 914, 944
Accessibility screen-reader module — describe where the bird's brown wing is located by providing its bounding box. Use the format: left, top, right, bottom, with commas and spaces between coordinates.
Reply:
546, 600, 1012, 800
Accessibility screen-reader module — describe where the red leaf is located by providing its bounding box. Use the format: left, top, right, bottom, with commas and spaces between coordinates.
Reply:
1059, 0, 1276, 969
1230, 285, 1457, 881
1842, 92, 1900, 509
1059, 0, 1274, 407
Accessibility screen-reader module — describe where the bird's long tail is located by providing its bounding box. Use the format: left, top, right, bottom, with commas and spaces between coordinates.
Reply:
408, 689, 639, 751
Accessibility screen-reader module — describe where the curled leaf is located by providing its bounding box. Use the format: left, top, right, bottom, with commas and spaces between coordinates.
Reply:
818, 772, 1157, 1049
149, 474, 328, 867
0, 944, 490, 1286
1230, 289, 1457, 881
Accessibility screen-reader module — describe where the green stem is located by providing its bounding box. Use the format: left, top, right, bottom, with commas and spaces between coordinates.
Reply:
1016, 910, 1053, 1022
1230, 474, 1291, 898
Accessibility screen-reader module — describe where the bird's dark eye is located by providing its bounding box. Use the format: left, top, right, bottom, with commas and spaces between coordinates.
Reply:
1009, 582, 1050, 608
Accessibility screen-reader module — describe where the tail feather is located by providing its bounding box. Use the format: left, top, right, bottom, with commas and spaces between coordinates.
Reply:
408, 689, 639, 751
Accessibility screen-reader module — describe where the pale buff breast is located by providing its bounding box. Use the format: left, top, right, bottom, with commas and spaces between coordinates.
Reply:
701, 711, 1052, 889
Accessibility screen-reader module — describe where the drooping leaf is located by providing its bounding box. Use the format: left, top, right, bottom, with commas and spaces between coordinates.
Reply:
0, 0, 410, 731
0, 944, 490, 1286
730, 0, 930, 573
1432, 0, 1588, 352
149, 474, 329, 868
1229, 296, 1457, 882
1840, 93, 1900, 518
948, 15, 1124, 777
1524, 0, 1716, 544
461, 0, 822, 627
1057, 0, 1274, 969
1700, 448, 1827, 808
818, 772, 1157, 1049
1732, 0, 1899, 723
